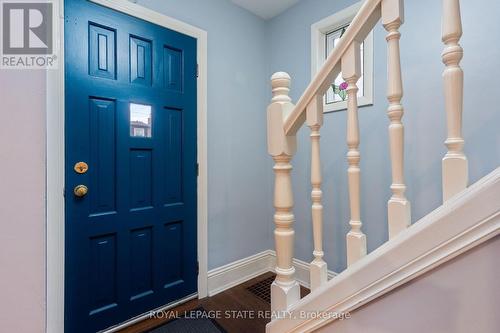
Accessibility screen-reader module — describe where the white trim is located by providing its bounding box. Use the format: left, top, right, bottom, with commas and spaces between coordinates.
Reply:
311, 1, 373, 113
208, 250, 275, 296
267, 167, 500, 333
46, 3, 66, 332
46, 1, 208, 332
207, 250, 337, 296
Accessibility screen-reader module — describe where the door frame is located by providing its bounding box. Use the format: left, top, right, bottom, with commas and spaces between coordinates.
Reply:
46, 1, 208, 332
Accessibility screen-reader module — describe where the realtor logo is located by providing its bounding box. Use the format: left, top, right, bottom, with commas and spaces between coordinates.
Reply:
1, 0, 58, 68
3, 2, 52, 54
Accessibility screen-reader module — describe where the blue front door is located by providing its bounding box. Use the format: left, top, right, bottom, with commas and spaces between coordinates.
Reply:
64, 1, 198, 331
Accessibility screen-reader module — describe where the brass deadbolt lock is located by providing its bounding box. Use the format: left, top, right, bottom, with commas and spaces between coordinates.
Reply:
74, 185, 88, 198
74, 162, 89, 174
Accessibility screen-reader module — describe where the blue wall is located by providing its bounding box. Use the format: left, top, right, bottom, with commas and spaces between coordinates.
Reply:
267, 0, 500, 272
138, 0, 274, 270
139, 0, 500, 273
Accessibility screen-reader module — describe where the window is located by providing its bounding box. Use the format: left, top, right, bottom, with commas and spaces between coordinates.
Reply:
130, 103, 152, 137
311, 1, 373, 112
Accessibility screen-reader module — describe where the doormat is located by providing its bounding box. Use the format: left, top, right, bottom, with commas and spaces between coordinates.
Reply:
146, 307, 227, 333
246, 275, 274, 304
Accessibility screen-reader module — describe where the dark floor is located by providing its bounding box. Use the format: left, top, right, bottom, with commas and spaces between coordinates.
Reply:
118, 272, 309, 333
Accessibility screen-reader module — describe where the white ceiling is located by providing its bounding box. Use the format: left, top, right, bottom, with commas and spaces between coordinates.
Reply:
230, 0, 302, 20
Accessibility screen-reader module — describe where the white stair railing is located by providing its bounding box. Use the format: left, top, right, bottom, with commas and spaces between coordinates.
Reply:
267, 72, 300, 312
267, 0, 382, 312
382, 0, 411, 238
306, 95, 328, 290
266, 0, 468, 316
342, 42, 367, 266
442, 0, 468, 201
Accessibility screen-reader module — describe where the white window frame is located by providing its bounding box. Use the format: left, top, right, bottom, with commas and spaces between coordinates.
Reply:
311, 1, 374, 113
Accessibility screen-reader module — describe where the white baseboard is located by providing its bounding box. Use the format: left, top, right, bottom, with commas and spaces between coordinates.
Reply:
208, 250, 337, 296
208, 250, 274, 296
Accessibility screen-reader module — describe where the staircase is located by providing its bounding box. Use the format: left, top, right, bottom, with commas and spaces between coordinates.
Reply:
266, 0, 500, 332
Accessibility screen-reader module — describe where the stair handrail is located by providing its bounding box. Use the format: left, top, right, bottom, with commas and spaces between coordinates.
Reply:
284, 0, 382, 135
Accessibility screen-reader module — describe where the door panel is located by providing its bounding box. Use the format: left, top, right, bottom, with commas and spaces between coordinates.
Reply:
164, 46, 183, 92
64, 1, 197, 332
88, 234, 118, 316
129, 227, 154, 300
89, 97, 117, 215
165, 107, 184, 204
129, 149, 153, 209
88, 23, 116, 79
129, 36, 152, 86
163, 221, 184, 286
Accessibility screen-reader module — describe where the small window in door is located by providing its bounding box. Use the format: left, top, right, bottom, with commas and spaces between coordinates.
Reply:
130, 103, 152, 138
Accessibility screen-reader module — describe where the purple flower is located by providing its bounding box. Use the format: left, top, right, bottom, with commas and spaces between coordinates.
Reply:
339, 82, 348, 90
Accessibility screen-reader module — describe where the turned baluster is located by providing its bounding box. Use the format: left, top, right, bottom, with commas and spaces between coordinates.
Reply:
441, 0, 468, 201
342, 42, 367, 266
382, 0, 411, 238
267, 72, 300, 311
306, 95, 328, 289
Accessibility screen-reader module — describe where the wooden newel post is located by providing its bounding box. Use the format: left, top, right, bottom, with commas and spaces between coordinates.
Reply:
306, 95, 328, 290
382, 0, 411, 239
267, 72, 300, 312
441, 0, 468, 201
342, 42, 367, 266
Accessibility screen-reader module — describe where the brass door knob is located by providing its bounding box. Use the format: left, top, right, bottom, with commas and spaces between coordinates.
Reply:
74, 185, 88, 198
74, 162, 89, 174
